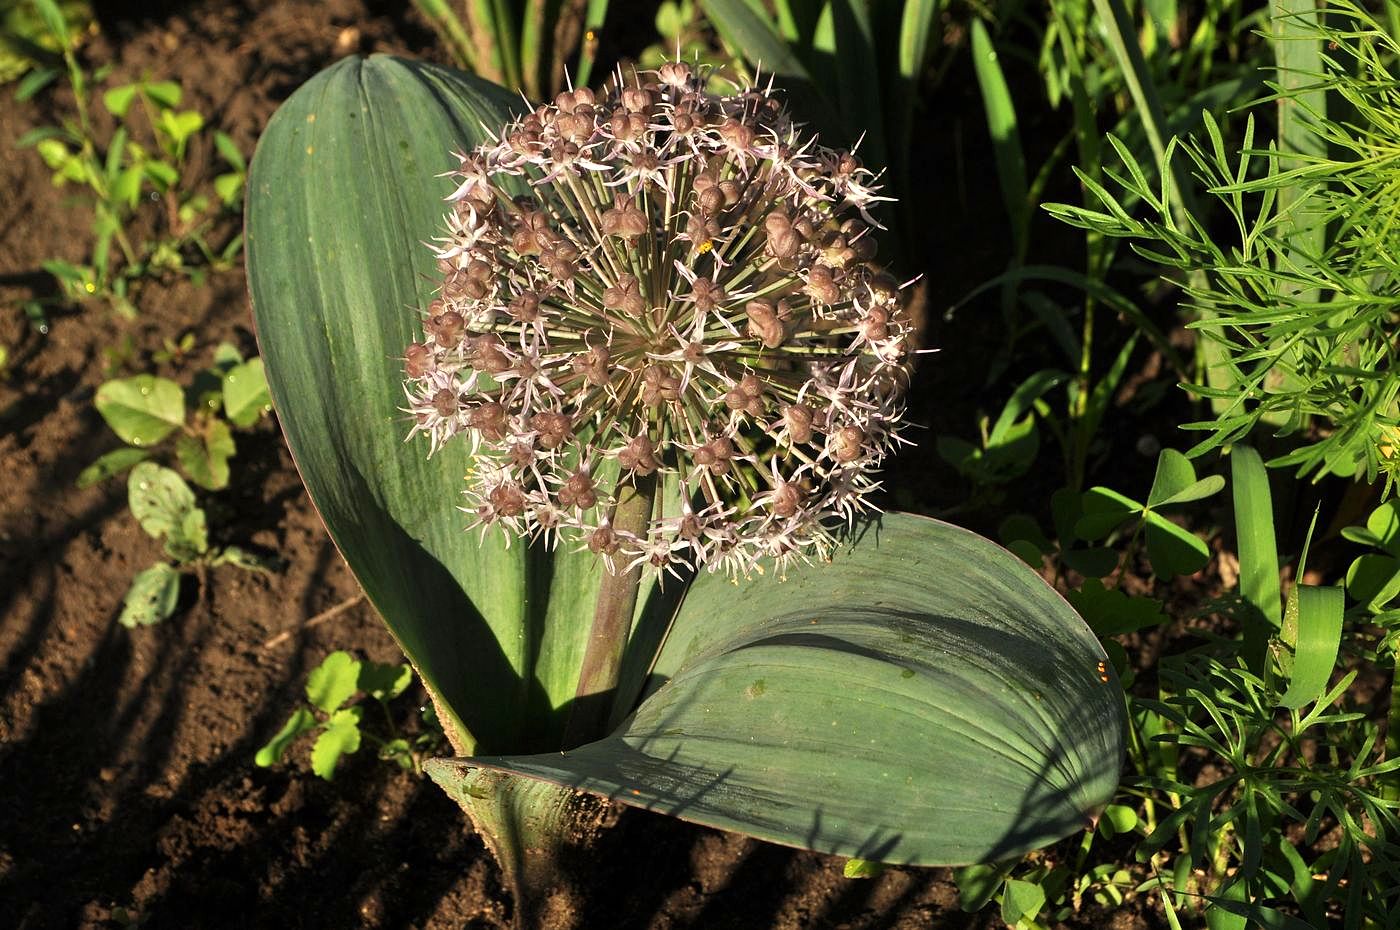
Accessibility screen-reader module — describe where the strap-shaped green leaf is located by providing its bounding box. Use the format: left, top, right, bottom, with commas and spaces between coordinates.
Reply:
245, 56, 633, 754
433, 514, 1125, 865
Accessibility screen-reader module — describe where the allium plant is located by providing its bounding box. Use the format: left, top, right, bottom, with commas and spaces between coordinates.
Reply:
248, 54, 1124, 930
401, 61, 913, 577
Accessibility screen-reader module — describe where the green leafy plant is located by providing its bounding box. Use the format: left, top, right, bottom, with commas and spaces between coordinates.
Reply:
16, 0, 245, 320
256, 651, 442, 779
244, 54, 1125, 929
1047, 2, 1400, 492
82, 343, 271, 491
119, 462, 274, 627
968, 445, 1399, 927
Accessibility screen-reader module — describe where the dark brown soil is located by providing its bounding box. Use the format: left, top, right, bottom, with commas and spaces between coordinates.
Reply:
0, 2, 1163, 928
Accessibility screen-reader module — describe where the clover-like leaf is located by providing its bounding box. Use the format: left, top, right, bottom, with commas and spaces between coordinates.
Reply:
96, 375, 185, 447
1067, 579, 1169, 636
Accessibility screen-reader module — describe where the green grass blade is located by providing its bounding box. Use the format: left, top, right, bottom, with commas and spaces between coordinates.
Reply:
1230, 445, 1281, 674
829, 0, 885, 168
969, 18, 1029, 257
1276, 586, 1343, 711
572, 0, 610, 87
1269, 0, 1327, 293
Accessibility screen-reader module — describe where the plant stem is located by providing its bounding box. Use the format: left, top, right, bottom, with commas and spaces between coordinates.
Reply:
1385, 665, 1400, 803
562, 475, 656, 748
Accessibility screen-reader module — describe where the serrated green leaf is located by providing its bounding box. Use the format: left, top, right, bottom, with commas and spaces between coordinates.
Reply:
118, 562, 181, 627
255, 706, 318, 766
306, 651, 361, 713
311, 707, 363, 780
95, 375, 186, 447
76, 447, 150, 488
175, 419, 234, 490
127, 462, 197, 540
358, 661, 413, 701
431, 514, 1125, 866
222, 358, 270, 427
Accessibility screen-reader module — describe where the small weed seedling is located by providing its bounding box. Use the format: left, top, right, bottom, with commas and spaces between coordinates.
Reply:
16, 0, 245, 322
256, 651, 443, 780
119, 461, 274, 627
82, 342, 271, 491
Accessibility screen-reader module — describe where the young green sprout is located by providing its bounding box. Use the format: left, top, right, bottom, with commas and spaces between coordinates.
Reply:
402, 62, 915, 575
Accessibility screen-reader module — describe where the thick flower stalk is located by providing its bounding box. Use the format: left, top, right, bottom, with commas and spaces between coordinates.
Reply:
402, 62, 914, 575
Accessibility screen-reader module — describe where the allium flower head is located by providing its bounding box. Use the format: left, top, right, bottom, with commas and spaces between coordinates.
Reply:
402, 62, 915, 575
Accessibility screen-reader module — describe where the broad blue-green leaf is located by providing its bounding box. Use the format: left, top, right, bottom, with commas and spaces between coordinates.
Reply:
118, 562, 182, 628
433, 514, 1125, 866
246, 56, 642, 754
95, 375, 185, 447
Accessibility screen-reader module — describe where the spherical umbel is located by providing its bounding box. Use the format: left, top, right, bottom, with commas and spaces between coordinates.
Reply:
401, 62, 915, 576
